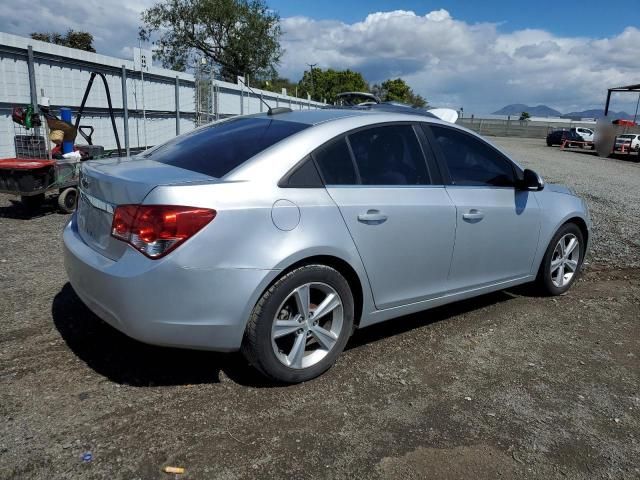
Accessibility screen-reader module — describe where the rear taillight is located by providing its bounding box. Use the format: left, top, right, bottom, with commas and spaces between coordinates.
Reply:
111, 205, 216, 259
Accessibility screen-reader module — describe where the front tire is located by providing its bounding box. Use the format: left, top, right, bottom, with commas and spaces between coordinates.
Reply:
242, 265, 354, 383
536, 223, 584, 295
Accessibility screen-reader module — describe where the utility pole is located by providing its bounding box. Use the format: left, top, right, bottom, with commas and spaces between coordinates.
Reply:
306, 63, 317, 101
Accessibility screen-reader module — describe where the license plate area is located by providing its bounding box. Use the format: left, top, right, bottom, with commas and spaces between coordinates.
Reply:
77, 192, 113, 249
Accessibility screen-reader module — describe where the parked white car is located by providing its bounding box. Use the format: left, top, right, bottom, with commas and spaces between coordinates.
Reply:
571, 127, 594, 142
614, 134, 640, 152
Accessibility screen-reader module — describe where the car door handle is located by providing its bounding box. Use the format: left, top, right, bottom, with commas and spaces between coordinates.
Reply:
462, 209, 485, 221
357, 209, 388, 224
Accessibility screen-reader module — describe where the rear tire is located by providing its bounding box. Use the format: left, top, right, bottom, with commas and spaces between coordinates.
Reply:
21, 193, 44, 210
57, 187, 77, 213
536, 223, 584, 296
242, 265, 354, 383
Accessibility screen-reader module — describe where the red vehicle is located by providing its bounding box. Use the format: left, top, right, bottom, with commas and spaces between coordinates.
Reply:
612, 119, 637, 127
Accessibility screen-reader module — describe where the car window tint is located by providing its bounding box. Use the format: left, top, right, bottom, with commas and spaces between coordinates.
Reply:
313, 137, 357, 185
143, 117, 309, 178
282, 157, 323, 188
347, 125, 430, 185
429, 125, 515, 187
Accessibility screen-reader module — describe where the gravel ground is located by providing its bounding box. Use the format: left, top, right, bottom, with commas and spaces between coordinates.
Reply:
0, 137, 639, 480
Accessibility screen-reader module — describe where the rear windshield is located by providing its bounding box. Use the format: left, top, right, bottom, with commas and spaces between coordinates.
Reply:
143, 117, 309, 177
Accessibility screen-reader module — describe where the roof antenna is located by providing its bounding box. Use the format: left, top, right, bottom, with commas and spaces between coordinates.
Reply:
237, 77, 292, 116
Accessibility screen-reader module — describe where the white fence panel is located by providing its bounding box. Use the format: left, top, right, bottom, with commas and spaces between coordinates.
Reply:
0, 32, 324, 158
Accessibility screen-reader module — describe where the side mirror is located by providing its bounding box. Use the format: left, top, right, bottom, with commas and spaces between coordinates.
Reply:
520, 168, 544, 191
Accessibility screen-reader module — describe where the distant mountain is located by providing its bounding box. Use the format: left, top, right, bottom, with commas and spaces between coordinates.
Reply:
492, 104, 562, 117
562, 109, 633, 120
493, 104, 634, 120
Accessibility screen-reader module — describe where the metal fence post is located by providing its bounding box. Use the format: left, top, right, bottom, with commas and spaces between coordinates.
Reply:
214, 83, 219, 121
27, 46, 38, 110
121, 66, 130, 157
175, 76, 180, 135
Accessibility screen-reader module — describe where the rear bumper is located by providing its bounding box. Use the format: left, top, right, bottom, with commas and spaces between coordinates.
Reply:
63, 215, 276, 351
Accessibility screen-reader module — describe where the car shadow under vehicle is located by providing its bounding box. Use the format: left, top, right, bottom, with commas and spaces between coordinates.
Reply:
52, 282, 532, 388
348, 289, 518, 350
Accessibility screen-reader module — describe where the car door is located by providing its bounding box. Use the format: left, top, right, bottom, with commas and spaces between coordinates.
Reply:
313, 123, 457, 310
424, 124, 542, 292
577, 128, 593, 141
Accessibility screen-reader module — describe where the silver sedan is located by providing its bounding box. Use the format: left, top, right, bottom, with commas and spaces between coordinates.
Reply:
63, 109, 591, 382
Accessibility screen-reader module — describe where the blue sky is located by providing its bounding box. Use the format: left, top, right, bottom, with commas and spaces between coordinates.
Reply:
269, 0, 626, 38
1, 0, 638, 114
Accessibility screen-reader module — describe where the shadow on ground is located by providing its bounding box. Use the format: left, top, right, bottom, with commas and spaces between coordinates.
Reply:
53, 282, 531, 388
0, 197, 61, 219
348, 289, 519, 349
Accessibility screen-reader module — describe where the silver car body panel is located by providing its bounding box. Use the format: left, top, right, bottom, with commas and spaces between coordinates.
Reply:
326, 185, 456, 309
444, 186, 542, 291
63, 109, 592, 351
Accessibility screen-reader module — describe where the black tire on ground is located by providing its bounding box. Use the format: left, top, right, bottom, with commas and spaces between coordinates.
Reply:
57, 188, 78, 213
242, 264, 354, 383
546, 141, 552, 146
536, 222, 585, 296
21, 193, 45, 210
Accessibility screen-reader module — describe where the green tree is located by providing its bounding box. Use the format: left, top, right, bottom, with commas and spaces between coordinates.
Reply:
373, 78, 427, 108
30, 30, 96, 52
140, 0, 282, 80
257, 76, 298, 95
298, 68, 368, 103
519, 111, 531, 121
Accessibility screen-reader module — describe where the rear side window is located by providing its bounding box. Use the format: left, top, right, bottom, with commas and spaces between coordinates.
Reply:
313, 138, 358, 185
143, 117, 309, 177
428, 125, 516, 187
347, 125, 430, 185
280, 157, 323, 188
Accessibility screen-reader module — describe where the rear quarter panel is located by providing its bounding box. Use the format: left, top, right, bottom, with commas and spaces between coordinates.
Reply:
144, 181, 375, 329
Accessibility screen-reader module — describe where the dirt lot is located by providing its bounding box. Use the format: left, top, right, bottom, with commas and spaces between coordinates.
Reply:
1, 137, 639, 480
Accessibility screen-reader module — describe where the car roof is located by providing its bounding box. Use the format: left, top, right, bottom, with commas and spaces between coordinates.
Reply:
257, 108, 372, 125
253, 107, 437, 126
227, 107, 525, 181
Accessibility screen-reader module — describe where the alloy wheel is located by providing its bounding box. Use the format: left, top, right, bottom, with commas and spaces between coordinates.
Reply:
550, 233, 580, 288
271, 282, 344, 369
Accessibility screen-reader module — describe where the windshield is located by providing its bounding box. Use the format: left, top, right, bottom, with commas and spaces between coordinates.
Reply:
143, 117, 310, 177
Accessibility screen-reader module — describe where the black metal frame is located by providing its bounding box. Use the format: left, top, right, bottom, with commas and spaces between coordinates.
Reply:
75, 72, 122, 156
604, 83, 640, 117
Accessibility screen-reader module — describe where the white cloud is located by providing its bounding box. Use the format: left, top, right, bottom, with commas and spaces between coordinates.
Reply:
279, 10, 640, 114
1, 4, 638, 114
0, 0, 155, 58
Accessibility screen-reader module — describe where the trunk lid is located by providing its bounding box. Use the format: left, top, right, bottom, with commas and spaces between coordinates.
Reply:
76, 156, 216, 260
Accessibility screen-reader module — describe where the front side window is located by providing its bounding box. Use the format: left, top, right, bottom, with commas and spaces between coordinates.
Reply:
428, 125, 516, 187
143, 117, 309, 178
347, 125, 430, 185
